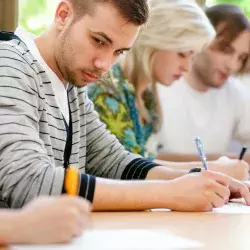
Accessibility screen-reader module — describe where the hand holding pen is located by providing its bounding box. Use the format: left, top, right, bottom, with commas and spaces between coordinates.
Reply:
194, 137, 208, 171
65, 166, 79, 196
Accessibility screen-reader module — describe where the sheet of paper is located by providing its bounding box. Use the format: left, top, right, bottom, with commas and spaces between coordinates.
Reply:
12, 229, 203, 250
151, 201, 250, 214
211, 202, 250, 214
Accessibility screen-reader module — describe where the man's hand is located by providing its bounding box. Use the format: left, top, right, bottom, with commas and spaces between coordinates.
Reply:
228, 180, 250, 204
151, 158, 250, 182
163, 171, 231, 212
210, 157, 249, 181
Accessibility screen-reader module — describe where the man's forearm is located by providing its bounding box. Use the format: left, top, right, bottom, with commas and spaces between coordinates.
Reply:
92, 177, 174, 211
92, 166, 190, 211
0, 211, 18, 245
154, 159, 204, 171
153, 158, 250, 181
157, 153, 220, 162
154, 158, 240, 172
157, 152, 250, 164
146, 166, 188, 180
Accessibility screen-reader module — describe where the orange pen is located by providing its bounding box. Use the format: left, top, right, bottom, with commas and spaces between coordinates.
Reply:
64, 166, 79, 196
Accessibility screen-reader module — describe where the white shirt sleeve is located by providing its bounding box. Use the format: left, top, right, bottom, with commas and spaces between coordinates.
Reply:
232, 78, 250, 144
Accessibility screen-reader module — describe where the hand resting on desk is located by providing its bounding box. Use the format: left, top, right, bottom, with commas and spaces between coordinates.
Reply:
0, 196, 91, 245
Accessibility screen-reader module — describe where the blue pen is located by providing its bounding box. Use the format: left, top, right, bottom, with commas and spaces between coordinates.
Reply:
194, 137, 208, 170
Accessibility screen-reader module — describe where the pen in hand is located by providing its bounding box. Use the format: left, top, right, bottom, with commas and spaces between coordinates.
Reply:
65, 166, 79, 196
239, 147, 247, 160
194, 137, 208, 170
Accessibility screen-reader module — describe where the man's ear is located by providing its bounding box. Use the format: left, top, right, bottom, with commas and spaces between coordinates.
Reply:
54, 0, 74, 31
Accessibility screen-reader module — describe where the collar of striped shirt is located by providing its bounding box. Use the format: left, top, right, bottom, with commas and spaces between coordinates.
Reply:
15, 27, 70, 124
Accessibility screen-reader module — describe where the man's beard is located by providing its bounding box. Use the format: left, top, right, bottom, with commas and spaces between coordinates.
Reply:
57, 44, 103, 87
193, 61, 225, 89
54, 29, 78, 86
197, 69, 226, 89
55, 29, 105, 87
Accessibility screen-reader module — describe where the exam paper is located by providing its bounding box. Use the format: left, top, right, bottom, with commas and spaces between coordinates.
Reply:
211, 202, 250, 214
12, 229, 203, 250
150, 201, 250, 214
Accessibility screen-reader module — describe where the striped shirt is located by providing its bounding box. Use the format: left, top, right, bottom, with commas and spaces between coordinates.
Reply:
0, 32, 159, 208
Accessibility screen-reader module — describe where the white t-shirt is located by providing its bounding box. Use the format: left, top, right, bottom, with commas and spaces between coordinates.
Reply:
155, 77, 250, 155
237, 73, 250, 91
15, 27, 69, 124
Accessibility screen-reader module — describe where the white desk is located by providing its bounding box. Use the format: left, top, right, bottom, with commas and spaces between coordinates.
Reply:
10, 202, 250, 250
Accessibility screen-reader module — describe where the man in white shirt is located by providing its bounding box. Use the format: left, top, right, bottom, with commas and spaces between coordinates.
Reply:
157, 4, 250, 163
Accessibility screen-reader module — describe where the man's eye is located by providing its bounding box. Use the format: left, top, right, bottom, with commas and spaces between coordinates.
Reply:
222, 46, 233, 54
178, 53, 186, 58
240, 55, 248, 62
116, 50, 124, 55
93, 37, 105, 45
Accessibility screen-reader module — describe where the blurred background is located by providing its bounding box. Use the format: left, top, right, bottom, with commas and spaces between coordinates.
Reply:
17, 0, 250, 155
18, 0, 250, 35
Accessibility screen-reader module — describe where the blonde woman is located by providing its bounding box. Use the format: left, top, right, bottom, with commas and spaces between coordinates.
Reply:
88, 0, 215, 158
88, 0, 250, 180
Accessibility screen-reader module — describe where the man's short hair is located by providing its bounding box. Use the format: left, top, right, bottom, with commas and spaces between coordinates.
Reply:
205, 4, 250, 73
70, 0, 149, 26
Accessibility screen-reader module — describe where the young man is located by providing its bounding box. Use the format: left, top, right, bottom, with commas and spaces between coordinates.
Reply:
157, 4, 250, 163
0, 0, 249, 212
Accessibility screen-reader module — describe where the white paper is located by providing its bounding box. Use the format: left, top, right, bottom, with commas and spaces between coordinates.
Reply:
151, 201, 250, 214
12, 229, 203, 250
211, 202, 250, 214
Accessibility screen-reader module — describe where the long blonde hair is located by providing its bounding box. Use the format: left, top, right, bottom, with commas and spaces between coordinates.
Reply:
124, 0, 215, 130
